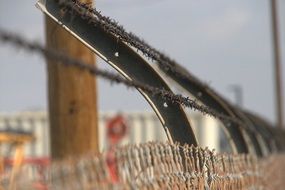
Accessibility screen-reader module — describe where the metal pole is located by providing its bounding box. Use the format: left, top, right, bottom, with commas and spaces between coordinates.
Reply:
270, 0, 284, 129
228, 84, 243, 108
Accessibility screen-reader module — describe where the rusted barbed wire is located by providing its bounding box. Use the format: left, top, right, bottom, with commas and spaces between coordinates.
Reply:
2, 142, 265, 190
0, 29, 251, 130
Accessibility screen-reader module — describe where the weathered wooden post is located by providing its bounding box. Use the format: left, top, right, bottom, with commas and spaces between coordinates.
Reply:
45, 0, 98, 159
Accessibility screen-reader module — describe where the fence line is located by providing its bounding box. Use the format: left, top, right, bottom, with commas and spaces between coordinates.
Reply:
2, 142, 275, 190
0, 28, 252, 131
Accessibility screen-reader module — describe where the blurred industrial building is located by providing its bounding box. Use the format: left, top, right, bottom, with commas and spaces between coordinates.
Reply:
0, 111, 225, 159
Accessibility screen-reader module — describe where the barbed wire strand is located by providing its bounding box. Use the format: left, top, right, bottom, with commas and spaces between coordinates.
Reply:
66, 0, 228, 99
54, 0, 270, 136
0, 29, 246, 128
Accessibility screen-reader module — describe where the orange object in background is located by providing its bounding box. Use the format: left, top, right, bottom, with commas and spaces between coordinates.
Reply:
0, 130, 34, 190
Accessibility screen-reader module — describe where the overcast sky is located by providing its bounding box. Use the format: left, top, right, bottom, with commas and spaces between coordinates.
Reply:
0, 0, 284, 124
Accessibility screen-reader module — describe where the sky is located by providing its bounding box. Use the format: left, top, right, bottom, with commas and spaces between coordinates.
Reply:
0, 0, 284, 124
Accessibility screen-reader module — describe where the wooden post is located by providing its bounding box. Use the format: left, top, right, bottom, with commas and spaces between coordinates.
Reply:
270, 0, 284, 129
45, 0, 98, 159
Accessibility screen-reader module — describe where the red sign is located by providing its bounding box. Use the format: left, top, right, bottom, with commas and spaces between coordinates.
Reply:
106, 114, 128, 145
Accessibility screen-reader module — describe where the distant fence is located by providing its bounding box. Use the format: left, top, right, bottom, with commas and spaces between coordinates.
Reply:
2, 142, 284, 190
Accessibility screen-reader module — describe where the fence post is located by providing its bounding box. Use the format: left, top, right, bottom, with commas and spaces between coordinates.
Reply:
270, 0, 284, 129
45, 0, 98, 159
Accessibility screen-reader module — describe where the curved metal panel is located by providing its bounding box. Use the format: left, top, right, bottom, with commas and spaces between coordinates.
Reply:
38, 0, 198, 145
158, 64, 254, 154
252, 113, 285, 152
231, 109, 267, 156
244, 111, 277, 153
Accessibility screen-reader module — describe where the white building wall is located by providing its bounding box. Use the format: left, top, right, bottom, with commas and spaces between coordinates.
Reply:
200, 116, 220, 152
0, 111, 221, 157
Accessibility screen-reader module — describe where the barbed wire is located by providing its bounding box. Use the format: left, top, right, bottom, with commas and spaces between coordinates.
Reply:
64, 0, 206, 87
69, 0, 285, 146
66, 0, 226, 97
56, 0, 263, 130
0, 29, 246, 128
54, 0, 268, 136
